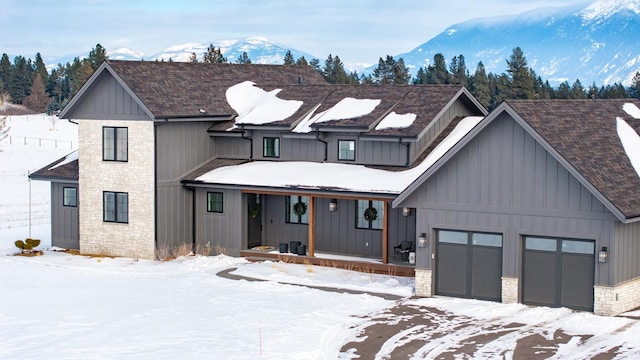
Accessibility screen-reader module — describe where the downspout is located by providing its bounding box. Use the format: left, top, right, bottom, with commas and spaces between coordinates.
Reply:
154, 124, 159, 258
240, 125, 253, 160
316, 129, 328, 161
188, 187, 196, 254
399, 138, 410, 166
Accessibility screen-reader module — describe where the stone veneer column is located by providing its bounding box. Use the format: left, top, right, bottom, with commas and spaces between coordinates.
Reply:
78, 119, 155, 260
594, 278, 640, 316
415, 268, 433, 297
501, 277, 519, 304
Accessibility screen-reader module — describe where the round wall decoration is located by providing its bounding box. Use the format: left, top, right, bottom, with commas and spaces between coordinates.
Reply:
293, 201, 307, 216
364, 207, 378, 222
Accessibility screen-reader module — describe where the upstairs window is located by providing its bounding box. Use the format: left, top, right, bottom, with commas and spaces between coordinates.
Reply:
63, 187, 77, 207
286, 195, 309, 224
103, 127, 128, 161
338, 140, 355, 161
356, 199, 384, 230
263, 137, 280, 158
207, 192, 224, 213
104, 191, 128, 223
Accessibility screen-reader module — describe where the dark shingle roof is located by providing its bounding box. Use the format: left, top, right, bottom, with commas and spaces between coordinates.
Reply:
29, 153, 78, 182
506, 99, 640, 220
106, 60, 326, 118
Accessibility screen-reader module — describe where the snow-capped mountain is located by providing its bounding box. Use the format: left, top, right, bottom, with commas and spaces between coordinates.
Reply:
393, 0, 640, 86
117, 36, 316, 65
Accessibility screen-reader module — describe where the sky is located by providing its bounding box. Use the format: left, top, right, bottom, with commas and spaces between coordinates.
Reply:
1, 0, 589, 67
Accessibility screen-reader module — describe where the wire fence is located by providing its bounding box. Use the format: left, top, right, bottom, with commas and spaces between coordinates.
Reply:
3, 136, 74, 149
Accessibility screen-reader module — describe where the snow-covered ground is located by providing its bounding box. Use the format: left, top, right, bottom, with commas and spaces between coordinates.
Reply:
1, 114, 640, 359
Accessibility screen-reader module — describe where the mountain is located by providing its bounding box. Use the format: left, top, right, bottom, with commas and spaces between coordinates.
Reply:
393, 0, 640, 86
119, 36, 316, 65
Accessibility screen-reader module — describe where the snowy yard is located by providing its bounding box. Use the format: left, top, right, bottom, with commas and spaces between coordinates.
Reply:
2, 114, 640, 359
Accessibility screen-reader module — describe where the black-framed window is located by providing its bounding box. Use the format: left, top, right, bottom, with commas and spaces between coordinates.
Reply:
63, 187, 77, 207
103, 127, 128, 161
207, 192, 224, 213
263, 137, 280, 158
286, 195, 309, 224
356, 199, 384, 230
338, 140, 355, 161
103, 191, 128, 223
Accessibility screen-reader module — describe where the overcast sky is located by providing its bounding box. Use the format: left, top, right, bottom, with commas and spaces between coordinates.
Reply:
2, 0, 588, 66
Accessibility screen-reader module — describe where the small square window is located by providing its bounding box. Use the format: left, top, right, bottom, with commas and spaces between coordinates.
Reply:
103, 127, 128, 161
263, 137, 280, 158
207, 192, 224, 213
338, 140, 355, 161
104, 191, 128, 223
63, 187, 77, 207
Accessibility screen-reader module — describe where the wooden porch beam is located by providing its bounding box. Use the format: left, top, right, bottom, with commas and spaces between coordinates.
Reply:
383, 201, 389, 264
241, 189, 392, 202
308, 196, 315, 257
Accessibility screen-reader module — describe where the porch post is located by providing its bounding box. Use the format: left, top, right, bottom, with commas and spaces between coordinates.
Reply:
308, 196, 315, 257
382, 201, 389, 264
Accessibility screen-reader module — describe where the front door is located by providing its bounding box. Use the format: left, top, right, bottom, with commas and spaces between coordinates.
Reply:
247, 194, 262, 249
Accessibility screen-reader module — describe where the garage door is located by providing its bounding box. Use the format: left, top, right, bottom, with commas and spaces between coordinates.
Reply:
436, 230, 502, 301
522, 237, 595, 311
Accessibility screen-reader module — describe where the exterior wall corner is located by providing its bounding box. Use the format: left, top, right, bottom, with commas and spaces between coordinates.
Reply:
594, 278, 640, 316
415, 268, 433, 297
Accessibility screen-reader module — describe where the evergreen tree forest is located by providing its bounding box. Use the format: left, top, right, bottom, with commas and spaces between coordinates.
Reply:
1, 44, 639, 115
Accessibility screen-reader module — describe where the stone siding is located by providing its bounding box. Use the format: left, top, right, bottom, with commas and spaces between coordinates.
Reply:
78, 120, 155, 259
415, 268, 433, 297
501, 277, 518, 304
594, 278, 640, 316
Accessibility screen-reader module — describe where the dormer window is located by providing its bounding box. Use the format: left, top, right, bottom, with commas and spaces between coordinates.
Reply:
338, 140, 355, 161
263, 137, 280, 158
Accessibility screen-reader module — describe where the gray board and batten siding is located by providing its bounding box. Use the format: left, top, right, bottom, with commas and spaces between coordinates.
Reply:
399, 111, 620, 286
51, 182, 80, 249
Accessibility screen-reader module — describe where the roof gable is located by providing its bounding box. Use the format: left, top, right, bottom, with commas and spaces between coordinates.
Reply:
394, 99, 640, 222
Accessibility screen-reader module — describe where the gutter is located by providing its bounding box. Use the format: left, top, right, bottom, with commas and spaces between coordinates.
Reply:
315, 129, 328, 161
240, 125, 253, 160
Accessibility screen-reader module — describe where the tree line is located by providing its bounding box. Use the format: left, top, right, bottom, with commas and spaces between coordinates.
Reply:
1, 43, 639, 113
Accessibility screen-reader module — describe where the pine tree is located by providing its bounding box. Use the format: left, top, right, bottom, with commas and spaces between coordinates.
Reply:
0, 54, 10, 93
295, 56, 308, 66
203, 44, 227, 63
24, 73, 49, 112
373, 55, 409, 84
309, 58, 321, 73
556, 81, 571, 99
427, 54, 451, 84
236, 51, 252, 64
283, 50, 295, 65
630, 72, 640, 99
505, 47, 535, 99
449, 55, 468, 86
68, 57, 93, 97
8, 56, 30, 104
188, 52, 198, 63
570, 79, 586, 99
322, 54, 348, 84
393, 58, 410, 84
469, 62, 490, 108
33, 53, 48, 86
87, 44, 108, 70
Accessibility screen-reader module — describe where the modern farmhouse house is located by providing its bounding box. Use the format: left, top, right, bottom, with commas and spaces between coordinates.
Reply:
31, 60, 640, 316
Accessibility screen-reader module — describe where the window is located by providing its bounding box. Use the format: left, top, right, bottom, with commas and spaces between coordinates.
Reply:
103, 127, 128, 161
103, 191, 128, 223
356, 199, 384, 230
286, 195, 309, 224
207, 192, 224, 213
338, 140, 355, 161
263, 137, 280, 158
63, 187, 77, 207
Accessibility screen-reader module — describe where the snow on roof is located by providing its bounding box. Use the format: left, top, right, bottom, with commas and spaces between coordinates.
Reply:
623, 102, 640, 119
195, 116, 484, 193
616, 117, 640, 178
48, 150, 78, 171
293, 97, 381, 133
375, 112, 417, 131
226, 81, 303, 125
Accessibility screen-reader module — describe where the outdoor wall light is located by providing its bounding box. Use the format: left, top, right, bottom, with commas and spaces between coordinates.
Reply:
418, 233, 427, 248
598, 246, 608, 263
402, 207, 411, 217
329, 199, 338, 212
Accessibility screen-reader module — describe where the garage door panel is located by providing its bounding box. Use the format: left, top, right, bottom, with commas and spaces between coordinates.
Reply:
471, 247, 502, 300
523, 251, 557, 306
561, 254, 594, 311
436, 244, 467, 296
